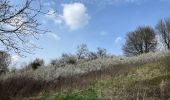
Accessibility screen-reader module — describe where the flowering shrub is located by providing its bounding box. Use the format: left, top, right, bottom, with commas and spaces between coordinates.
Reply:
0, 51, 170, 99
1, 51, 170, 81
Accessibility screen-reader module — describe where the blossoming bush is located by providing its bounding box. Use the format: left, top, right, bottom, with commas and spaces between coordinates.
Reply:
0, 51, 169, 99
1, 51, 170, 81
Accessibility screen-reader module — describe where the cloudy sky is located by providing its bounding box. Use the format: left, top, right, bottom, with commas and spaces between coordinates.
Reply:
12, 0, 170, 66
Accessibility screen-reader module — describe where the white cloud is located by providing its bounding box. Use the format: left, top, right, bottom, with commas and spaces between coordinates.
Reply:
1, 16, 24, 30
47, 32, 61, 41
45, 8, 63, 26
44, 3, 90, 30
61, 3, 90, 30
115, 37, 123, 43
2, 24, 15, 30
63, 0, 142, 6
11, 55, 20, 63
9, 55, 20, 69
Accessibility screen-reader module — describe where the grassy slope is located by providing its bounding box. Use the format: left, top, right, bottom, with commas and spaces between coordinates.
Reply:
40, 58, 170, 100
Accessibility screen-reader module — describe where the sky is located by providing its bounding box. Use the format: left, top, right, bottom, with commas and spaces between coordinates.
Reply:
11, 0, 170, 67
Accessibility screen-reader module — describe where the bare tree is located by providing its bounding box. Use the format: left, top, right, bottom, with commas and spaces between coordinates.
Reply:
123, 26, 157, 56
96, 47, 107, 58
156, 18, 170, 50
88, 51, 98, 60
0, 51, 11, 74
0, 0, 48, 56
76, 44, 89, 59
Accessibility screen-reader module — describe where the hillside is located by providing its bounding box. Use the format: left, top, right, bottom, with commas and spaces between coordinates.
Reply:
40, 52, 170, 100
0, 51, 170, 100
1, 0, 170, 100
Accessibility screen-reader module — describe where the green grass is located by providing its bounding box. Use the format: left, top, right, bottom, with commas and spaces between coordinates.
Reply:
41, 88, 98, 100
40, 58, 170, 100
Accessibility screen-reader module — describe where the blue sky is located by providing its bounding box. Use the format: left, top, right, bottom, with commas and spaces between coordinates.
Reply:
12, 0, 170, 66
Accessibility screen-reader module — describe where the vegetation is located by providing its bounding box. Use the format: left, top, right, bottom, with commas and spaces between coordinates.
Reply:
0, 51, 11, 75
1, 0, 170, 100
156, 18, 170, 50
0, 0, 48, 55
0, 51, 170, 100
28, 58, 44, 70
76, 44, 89, 59
123, 26, 157, 56
40, 53, 170, 100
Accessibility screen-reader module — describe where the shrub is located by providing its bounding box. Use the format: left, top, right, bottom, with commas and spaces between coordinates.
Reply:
51, 54, 78, 68
0, 51, 170, 99
0, 51, 11, 75
28, 58, 44, 70
60, 54, 78, 65
0, 75, 45, 99
66, 56, 77, 65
